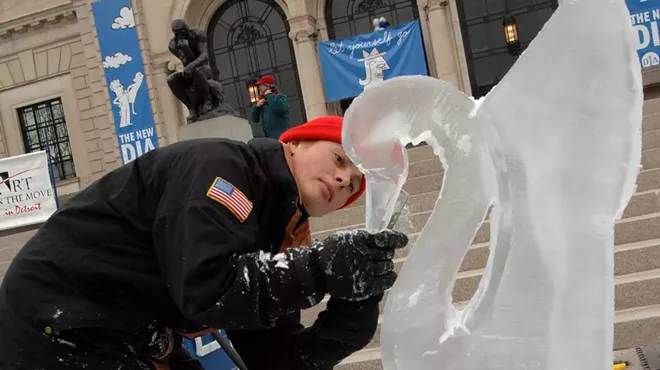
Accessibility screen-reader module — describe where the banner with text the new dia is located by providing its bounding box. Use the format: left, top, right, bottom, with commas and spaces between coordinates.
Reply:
626, 0, 660, 68
0, 152, 57, 231
92, 0, 158, 164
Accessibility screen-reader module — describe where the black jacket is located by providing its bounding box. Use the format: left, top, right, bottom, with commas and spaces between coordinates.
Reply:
0, 138, 378, 370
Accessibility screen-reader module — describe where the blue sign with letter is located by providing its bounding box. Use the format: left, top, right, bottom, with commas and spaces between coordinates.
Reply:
318, 20, 428, 102
182, 332, 238, 369
91, 0, 158, 164
627, 0, 660, 68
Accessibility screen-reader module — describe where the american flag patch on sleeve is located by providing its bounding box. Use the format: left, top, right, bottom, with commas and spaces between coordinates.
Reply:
206, 177, 253, 222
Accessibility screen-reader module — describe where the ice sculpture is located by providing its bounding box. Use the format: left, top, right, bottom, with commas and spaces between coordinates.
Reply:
340, 0, 643, 369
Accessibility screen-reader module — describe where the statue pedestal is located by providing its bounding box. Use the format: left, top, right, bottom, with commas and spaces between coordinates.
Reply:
178, 115, 254, 143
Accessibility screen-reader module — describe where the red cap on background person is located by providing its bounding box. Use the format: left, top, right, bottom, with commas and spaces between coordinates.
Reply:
256, 75, 276, 86
280, 116, 366, 208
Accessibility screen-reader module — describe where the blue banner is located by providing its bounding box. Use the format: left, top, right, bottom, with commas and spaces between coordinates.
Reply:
92, 0, 158, 164
182, 333, 237, 369
318, 20, 428, 102
627, 0, 660, 68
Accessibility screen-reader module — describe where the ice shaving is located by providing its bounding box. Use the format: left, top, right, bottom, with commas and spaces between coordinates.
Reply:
341, 0, 643, 368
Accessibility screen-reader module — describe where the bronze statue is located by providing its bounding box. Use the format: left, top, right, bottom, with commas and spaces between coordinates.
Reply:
167, 19, 236, 122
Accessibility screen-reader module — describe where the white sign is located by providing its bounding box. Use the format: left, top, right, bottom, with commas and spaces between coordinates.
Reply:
0, 151, 57, 231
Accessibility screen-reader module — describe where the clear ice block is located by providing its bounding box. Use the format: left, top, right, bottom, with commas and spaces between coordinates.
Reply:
341, 0, 643, 369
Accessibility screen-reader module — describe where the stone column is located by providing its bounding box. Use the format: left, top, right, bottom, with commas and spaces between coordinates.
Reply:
422, 0, 463, 90
288, 15, 328, 121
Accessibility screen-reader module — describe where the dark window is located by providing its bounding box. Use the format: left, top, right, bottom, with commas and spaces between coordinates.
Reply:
325, 0, 422, 114
17, 98, 76, 181
457, 0, 557, 97
208, 0, 306, 126
325, 0, 420, 40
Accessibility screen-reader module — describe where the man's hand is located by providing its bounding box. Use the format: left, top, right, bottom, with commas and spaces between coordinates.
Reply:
256, 98, 267, 107
264, 89, 272, 95
312, 230, 408, 301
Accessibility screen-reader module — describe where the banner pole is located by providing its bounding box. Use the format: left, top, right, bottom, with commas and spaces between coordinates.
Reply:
43, 128, 60, 209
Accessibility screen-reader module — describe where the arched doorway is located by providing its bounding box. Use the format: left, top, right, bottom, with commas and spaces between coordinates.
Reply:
324, 0, 423, 114
207, 0, 306, 126
456, 0, 558, 98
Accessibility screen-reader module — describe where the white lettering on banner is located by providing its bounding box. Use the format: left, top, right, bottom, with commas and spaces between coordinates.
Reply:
635, 24, 651, 48
135, 128, 154, 140
328, 29, 412, 59
397, 29, 411, 45
0, 151, 58, 231
120, 129, 156, 163
642, 51, 660, 67
633, 22, 660, 50
633, 11, 650, 24
630, 10, 660, 26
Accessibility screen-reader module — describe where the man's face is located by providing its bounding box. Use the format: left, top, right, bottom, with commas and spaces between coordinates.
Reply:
258, 84, 269, 95
289, 140, 363, 217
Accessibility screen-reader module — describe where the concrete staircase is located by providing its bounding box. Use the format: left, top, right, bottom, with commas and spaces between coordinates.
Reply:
304, 100, 660, 369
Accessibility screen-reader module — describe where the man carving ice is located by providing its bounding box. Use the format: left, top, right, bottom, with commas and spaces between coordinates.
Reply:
0, 116, 407, 370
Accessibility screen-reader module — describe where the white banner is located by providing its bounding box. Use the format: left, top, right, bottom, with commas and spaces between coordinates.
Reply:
0, 151, 57, 231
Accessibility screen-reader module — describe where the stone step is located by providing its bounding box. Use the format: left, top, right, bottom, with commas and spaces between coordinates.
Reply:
643, 129, 660, 151
302, 239, 660, 327
643, 112, 660, 132
402, 172, 443, 195
643, 98, 660, 116
406, 145, 435, 163
347, 267, 660, 352
313, 187, 660, 235
0, 226, 38, 249
407, 157, 443, 178
612, 303, 660, 350
615, 269, 660, 311
0, 261, 10, 277
639, 167, 660, 192
642, 148, 660, 170
334, 325, 658, 370
615, 212, 660, 245
0, 245, 22, 265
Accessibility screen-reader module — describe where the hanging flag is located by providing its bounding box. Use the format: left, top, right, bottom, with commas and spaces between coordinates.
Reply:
91, 0, 158, 164
318, 20, 428, 102
626, 0, 660, 68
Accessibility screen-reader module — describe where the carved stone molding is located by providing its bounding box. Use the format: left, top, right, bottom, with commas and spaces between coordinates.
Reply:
0, 3, 76, 38
425, 0, 450, 11
288, 14, 319, 43
290, 27, 319, 43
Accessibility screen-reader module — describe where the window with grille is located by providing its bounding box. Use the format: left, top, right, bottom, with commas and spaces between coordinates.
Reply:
17, 98, 76, 181
325, 0, 421, 41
